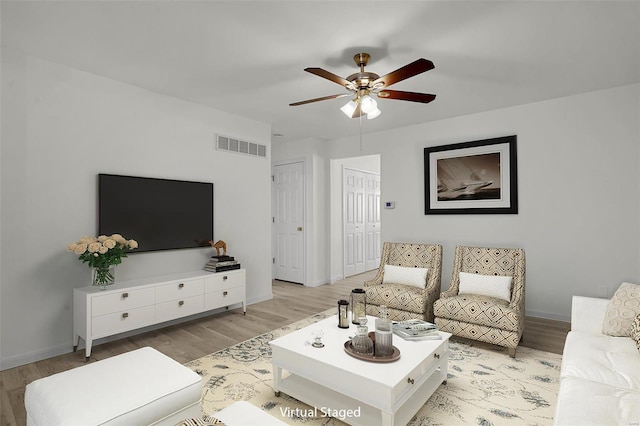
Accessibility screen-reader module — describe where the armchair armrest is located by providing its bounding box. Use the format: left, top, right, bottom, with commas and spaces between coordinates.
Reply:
363, 276, 382, 287
571, 295, 609, 333
440, 287, 458, 298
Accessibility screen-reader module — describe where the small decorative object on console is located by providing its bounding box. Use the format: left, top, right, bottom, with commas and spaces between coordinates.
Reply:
204, 254, 241, 272
205, 240, 241, 272
350, 288, 367, 324
67, 234, 138, 290
209, 239, 227, 256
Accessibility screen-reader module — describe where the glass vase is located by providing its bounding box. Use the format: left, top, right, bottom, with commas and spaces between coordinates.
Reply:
92, 265, 115, 290
351, 318, 374, 356
375, 305, 394, 357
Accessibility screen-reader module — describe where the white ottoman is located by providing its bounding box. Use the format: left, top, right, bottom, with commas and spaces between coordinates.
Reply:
25, 347, 202, 425
214, 401, 288, 425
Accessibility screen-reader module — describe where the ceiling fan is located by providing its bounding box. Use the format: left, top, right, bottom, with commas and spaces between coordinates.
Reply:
290, 53, 436, 119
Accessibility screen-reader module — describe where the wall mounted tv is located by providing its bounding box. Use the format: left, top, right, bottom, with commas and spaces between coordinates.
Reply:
98, 174, 213, 253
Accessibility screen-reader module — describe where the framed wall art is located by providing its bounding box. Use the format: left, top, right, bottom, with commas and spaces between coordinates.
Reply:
424, 135, 518, 215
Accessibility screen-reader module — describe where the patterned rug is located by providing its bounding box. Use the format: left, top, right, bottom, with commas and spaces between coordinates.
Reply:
184, 309, 562, 425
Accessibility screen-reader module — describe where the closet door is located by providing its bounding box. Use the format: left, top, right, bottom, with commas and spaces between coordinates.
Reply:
344, 169, 366, 277
365, 173, 381, 271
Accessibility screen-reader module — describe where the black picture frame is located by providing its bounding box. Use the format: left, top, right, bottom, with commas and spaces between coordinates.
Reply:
424, 135, 518, 215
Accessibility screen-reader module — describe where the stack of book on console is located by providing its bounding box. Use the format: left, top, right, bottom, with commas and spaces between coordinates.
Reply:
204, 255, 241, 272
392, 319, 442, 341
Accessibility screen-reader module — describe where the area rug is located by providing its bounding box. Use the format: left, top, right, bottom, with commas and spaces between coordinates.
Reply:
184, 310, 562, 425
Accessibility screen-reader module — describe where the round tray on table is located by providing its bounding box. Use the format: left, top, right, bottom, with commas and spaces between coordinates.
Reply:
343, 340, 401, 363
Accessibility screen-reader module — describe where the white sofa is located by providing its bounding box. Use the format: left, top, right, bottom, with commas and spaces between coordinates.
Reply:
554, 296, 640, 426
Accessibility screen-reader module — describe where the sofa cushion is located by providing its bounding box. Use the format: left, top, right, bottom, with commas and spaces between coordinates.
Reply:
560, 331, 640, 391
554, 377, 640, 426
458, 271, 512, 302
382, 264, 428, 288
603, 282, 640, 337
632, 314, 640, 353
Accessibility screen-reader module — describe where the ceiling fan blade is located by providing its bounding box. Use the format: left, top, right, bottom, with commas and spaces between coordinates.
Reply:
371, 59, 434, 88
290, 93, 351, 106
305, 67, 355, 89
377, 90, 436, 104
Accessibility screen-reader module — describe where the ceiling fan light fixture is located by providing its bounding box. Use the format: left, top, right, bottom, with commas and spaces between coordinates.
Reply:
367, 107, 381, 120
360, 95, 377, 113
340, 99, 358, 117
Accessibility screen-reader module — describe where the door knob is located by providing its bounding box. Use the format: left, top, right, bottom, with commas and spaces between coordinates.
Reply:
297, 226, 303, 231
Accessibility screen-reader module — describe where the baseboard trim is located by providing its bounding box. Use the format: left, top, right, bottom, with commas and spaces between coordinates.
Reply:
526, 309, 570, 323
331, 275, 344, 284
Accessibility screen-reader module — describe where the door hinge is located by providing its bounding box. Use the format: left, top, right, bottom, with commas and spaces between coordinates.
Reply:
271, 175, 274, 182
272, 217, 275, 223
272, 257, 275, 264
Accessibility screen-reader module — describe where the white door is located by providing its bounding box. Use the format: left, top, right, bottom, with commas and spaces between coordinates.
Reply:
365, 173, 381, 270
344, 169, 366, 277
273, 162, 305, 284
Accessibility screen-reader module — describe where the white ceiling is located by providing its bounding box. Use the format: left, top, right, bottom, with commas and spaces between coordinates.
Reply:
2, 1, 639, 144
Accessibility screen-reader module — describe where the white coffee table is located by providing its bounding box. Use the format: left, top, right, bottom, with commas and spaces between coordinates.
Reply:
270, 315, 451, 426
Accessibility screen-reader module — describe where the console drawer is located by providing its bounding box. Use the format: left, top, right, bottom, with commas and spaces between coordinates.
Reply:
92, 288, 155, 317
92, 305, 155, 338
204, 270, 245, 292
156, 295, 205, 322
156, 279, 204, 303
205, 286, 244, 309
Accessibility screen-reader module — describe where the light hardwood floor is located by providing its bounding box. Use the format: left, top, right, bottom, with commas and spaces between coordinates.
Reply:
0, 271, 570, 426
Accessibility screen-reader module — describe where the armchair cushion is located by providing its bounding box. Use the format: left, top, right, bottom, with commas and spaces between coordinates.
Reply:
366, 283, 429, 315
433, 294, 520, 332
458, 272, 512, 302
382, 264, 429, 289
603, 282, 640, 337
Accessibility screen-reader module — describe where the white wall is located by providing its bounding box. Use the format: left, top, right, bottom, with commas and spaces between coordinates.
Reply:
0, 49, 273, 369
324, 84, 640, 321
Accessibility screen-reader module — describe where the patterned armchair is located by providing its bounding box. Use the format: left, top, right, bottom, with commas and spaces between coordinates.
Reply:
363, 242, 443, 322
433, 245, 526, 357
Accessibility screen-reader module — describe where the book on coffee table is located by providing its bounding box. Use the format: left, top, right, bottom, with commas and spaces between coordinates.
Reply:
392, 319, 442, 341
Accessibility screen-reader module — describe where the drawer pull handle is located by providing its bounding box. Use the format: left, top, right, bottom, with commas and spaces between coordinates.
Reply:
223, 276, 228, 281
179, 283, 184, 289
407, 378, 414, 385
223, 291, 228, 296
179, 300, 184, 306
122, 313, 129, 319
434, 353, 440, 359
122, 292, 129, 299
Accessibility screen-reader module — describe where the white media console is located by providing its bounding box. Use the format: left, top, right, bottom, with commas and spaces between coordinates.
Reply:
73, 269, 246, 359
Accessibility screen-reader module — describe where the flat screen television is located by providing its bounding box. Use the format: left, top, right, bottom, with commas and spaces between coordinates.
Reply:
98, 174, 213, 253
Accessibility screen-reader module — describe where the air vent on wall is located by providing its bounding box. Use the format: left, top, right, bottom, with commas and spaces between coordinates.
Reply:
216, 135, 267, 158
